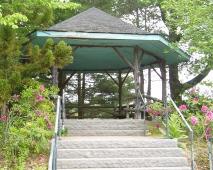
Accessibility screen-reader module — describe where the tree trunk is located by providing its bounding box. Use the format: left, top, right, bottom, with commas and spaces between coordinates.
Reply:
52, 66, 58, 86
169, 65, 182, 102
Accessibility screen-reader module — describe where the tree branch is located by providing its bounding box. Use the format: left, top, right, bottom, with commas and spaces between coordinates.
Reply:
181, 66, 211, 91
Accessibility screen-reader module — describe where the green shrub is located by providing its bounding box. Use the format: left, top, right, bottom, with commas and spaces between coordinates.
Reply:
0, 80, 58, 169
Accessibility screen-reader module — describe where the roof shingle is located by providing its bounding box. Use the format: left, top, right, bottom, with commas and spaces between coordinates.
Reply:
48, 7, 149, 34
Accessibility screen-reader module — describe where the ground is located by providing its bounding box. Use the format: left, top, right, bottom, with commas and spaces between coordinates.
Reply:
0, 154, 48, 170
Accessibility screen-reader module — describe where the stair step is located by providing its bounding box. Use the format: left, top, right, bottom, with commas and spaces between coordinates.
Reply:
64, 119, 145, 124
68, 130, 145, 136
57, 157, 189, 169
57, 148, 184, 158
58, 137, 178, 149
64, 124, 145, 130
58, 168, 191, 170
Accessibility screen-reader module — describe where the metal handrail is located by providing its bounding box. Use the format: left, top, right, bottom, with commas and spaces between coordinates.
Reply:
168, 96, 195, 170
62, 90, 66, 130
48, 96, 62, 170
208, 138, 213, 170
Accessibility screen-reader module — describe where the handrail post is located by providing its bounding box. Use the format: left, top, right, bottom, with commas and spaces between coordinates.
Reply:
208, 138, 213, 170
62, 89, 66, 130
190, 131, 195, 170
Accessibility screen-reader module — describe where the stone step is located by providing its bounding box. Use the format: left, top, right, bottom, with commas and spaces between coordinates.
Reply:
64, 124, 145, 130
68, 130, 145, 136
58, 137, 178, 149
57, 157, 189, 169
57, 148, 184, 159
58, 168, 191, 170
64, 119, 145, 125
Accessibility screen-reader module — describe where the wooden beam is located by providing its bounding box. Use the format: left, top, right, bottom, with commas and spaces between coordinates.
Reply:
106, 72, 119, 86
72, 46, 79, 52
151, 65, 163, 79
62, 72, 76, 88
138, 46, 166, 62
121, 69, 130, 85
138, 48, 145, 64
113, 47, 134, 69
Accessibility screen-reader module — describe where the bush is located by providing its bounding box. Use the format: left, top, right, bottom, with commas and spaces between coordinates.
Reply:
178, 88, 213, 140
0, 80, 58, 169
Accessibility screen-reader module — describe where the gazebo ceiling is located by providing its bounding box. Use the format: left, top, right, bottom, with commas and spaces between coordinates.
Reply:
31, 7, 189, 73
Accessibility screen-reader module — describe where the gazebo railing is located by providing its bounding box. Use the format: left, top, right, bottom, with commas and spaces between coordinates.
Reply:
208, 138, 213, 170
168, 96, 195, 170
48, 95, 62, 170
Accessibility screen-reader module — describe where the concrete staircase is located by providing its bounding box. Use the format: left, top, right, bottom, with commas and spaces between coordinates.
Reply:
57, 119, 190, 170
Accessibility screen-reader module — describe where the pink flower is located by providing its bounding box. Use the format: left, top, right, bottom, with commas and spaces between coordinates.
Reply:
35, 110, 42, 116
201, 105, 209, 113
190, 116, 198, 126
39, 85, 45, 93
47, 122, 53, 129
0, 115, 8, 122
192, 97, 199, 104
35, 94, 44, 102
205, 127, 212, 140
190, 88, 197, 94
179, 104, 188, 111
206, 111, 213, 121
44, 115, 53, 129
156, 124, 160, 129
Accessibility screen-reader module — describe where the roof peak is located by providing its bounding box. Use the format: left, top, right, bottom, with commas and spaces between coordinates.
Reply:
48, 7, 149, 35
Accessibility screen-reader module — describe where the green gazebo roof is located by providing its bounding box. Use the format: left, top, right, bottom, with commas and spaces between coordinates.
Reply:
30, 7, 189, 73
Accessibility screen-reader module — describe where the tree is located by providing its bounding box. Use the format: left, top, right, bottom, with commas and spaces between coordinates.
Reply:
160, 0, 212, 101
109, 0, 212, 101
0, 0, 80, 114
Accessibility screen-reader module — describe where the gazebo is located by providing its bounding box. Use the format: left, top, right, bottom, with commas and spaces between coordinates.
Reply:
30, 7, 189, 119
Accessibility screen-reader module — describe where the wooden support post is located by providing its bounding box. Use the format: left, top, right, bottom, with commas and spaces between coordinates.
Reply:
160, 62, 168, 136
140, 69, 144, 94
118, 70, 122, 115
147, 67, 151, 102
77, 73, 83, 119
133, 47, 142, 119
160, 63, 167, 103
113, 47, 143, 119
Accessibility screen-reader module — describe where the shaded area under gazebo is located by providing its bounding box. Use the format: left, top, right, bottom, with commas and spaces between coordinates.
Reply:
30, 7, 189, 119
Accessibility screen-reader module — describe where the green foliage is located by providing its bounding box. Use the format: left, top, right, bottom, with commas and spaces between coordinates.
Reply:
161, 0, 213, 72
0, 4, 28, 29
0, 26, 22, 107
168, 113, 187, 139
54, 41, 73, 68
0, 0, 80, 32
0, 80, 58, 169
24, 38, 72, 76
